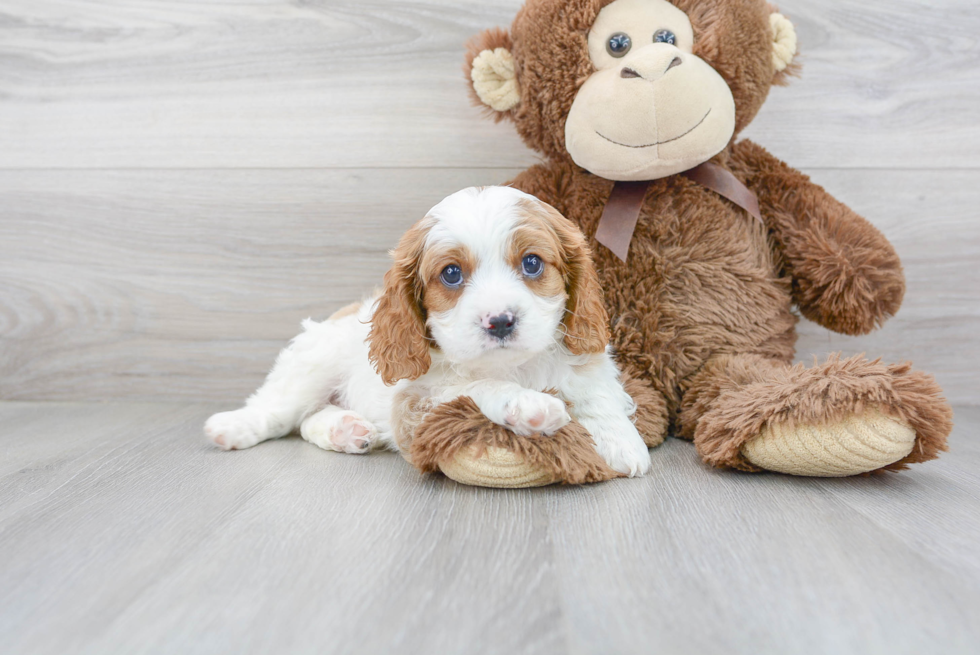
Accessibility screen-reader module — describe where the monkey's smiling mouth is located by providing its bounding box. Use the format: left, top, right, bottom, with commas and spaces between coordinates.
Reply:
596, 109, 712, 149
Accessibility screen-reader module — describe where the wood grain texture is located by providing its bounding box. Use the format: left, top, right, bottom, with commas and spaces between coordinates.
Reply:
0, 401, 978, 654
0, 0, 978, 170
1, 168, 977, 404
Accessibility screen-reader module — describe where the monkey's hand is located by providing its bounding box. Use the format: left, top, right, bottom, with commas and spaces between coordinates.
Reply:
731, 139, 905, 336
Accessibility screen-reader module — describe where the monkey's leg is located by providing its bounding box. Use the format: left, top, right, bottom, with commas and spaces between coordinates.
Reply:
679, 353, 952, 476
408, 397, 622, 488
618, 363, 670, 449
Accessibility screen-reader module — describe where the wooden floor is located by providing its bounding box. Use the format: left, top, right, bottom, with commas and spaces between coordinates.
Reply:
1, 402, 978, 654
2, 0, 979, 652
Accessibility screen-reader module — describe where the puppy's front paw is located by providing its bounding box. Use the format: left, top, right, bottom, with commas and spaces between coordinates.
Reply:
300, 410, 377, 454
205, 408, 271, 450
503, 391, 570, 436
591, 425, 652, 477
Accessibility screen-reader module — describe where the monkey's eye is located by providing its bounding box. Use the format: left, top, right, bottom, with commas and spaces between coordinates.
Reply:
440, 264, 463, 288
654, 29, 677, 45
521, 254, 544, 278
606, 33, 632, 58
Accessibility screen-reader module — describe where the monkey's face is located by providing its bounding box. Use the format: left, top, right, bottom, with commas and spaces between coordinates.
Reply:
564, 0, 736, 181
466, 0, 797, 180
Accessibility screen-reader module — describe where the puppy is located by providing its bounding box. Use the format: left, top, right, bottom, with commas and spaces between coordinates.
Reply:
204, 187, 651, 476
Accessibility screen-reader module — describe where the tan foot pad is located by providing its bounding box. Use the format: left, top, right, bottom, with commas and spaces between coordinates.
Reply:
438, 445, 558, 488
741, 408, 916, 477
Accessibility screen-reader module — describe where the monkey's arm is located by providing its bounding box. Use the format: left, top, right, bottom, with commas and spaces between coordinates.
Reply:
731, 139, 905, 336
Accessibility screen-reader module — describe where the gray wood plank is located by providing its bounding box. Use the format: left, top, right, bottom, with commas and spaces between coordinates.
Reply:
1, 168, 977, 404
0, 0, 977, 170
809, 405, 980, 580
0, 401, 564, 655
0, 402, 978, 654
545, 421, 980, 654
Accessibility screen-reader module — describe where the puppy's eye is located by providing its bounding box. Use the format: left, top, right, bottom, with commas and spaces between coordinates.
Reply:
654, 29, 676, 45
440, 264, 463, 288
521, 254, 544, 278
606, 33, 632, 58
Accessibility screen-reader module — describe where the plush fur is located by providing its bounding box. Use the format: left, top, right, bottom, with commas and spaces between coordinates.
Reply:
452, 0, 952, 475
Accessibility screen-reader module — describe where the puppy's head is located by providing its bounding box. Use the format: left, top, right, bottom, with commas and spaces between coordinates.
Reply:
369, 186, 608, 385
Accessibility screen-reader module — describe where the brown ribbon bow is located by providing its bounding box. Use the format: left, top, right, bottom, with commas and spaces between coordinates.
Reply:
595, 161, 764, 262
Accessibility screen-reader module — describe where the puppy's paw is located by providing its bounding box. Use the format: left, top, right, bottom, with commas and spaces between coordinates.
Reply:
591, 424, 652, 477
503, 391, 570, 436
301, 410, 377, 454
205, 408, 272, 451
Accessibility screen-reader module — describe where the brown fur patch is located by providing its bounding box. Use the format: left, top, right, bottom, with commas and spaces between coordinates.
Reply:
409, 396, 623, 485
418, 244, 475, 314
521, 257, 565, 298
511, 205, 569, 299
368, 221, 433, 385
518, 199, 610, 355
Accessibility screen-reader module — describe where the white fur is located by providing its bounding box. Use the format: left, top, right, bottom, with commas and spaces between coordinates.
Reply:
204, 187, 651, 477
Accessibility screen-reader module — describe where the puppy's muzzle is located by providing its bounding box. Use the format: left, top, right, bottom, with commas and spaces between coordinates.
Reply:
483, 312, 516, 340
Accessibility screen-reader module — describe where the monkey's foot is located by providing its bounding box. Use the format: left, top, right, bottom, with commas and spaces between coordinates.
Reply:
439, 445, 556, 488
410, 397, 621, 488
740, 409, 915, 477
693, 355, 953, 476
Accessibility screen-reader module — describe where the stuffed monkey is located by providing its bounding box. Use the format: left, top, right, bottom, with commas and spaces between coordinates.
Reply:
403, 0, 952, 485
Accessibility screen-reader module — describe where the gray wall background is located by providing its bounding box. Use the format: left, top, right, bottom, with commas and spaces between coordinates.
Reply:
1, 0, 977, 404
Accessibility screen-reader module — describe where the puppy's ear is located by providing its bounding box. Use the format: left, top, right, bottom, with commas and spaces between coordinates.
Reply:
549, 208, 609, 355
368, 223, 432, 385
465, 28, 520, 117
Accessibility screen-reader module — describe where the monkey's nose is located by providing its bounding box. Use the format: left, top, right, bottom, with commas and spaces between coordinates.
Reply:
483, 312, 516, 339
664, 56, 683, 73
620, 52, 684, 81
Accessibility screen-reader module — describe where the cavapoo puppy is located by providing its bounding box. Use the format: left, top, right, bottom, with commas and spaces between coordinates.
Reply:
205, 186, 651, 476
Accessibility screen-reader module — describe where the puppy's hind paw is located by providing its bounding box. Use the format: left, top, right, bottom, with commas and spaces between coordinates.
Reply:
205, 408, 273, 451
301, 410, 377, 454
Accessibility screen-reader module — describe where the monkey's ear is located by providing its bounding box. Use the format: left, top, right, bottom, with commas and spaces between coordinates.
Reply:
465, 28, 520, 115
769, 12, 798, 79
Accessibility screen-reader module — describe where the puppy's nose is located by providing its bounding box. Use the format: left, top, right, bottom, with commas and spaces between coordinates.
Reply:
483, 312, 516, 339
